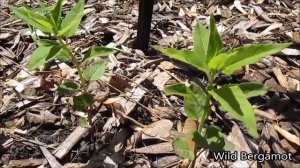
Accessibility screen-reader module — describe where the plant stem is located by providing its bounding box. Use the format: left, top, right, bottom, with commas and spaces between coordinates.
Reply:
56, 37, 87, 93
56, 37, 93, 134
197, 72, 216, 135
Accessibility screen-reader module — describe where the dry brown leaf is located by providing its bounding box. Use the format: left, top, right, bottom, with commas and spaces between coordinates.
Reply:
182, 118, 197, 154
26, 111, 60, 124
103, 97, 123, 105
159, 61, 175, 70
153, 71, 171, 90
141, 119, 173, 139
292, 32, 300, 44
108, 75, 131, 93
150, 105, 176, 119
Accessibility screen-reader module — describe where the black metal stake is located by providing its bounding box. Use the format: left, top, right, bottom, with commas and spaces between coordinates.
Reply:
135, 0, 154, 50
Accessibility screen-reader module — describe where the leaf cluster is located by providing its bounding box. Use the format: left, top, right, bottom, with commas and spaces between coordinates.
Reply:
157, 14, 290, 160
10, 0, 116, 127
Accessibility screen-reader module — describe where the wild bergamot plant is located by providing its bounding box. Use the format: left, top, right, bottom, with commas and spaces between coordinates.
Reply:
156, 15, 291, 160
10, 0, 116, 127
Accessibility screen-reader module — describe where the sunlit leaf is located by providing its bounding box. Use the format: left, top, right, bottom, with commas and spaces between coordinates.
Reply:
57, 81, 78, 95
234, 83, 268, 98
27, 45, 57, 70
73, 93, 93, 111
79, 116, 91, 128
191, 22, 209, 71
209, 85, 258, 137
36, 39, 58, 46
193, 22, 209, 60
172, 137, 195, 160
10, 6, 53, 33
82, 61, 107, 81
59, 0, 84, 37
27, 39, 67, 70
206, 14, 223, 61
208, 43, 291, 75
158, 48, 191, 64
82, 46, 116, 63
51, 0, 63, 29
163, 83, 193, 99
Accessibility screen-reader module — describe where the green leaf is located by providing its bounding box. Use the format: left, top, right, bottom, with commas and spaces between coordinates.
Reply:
82, 61, 107, 81
206, 14, 223, 61
57, 81, 78, 95
27, 40, 67, 71
164, 83, 206, 120
158, 48, 191, 64
55, 48, 71, 62
10, 6, 53, 33
235, 83, 268, 98
184, 96, 204, 120
27, 45, 56, 71
193, 127, 234, 151
79, 116, 91, 128
37, 39, 71, 62
159, 48, 209, 73
172, 137, 195, 160
73, 93, 93, 111
82, 46, 116, 63
183, 82, 207, 120
58, 0, 84, 37
32, 4, 55, 14
192, 22, 209, 69
209, 85, 258, 137
51, 0, 63, 29
37, 39, 70, 59
193, 22, 210, 60
37, 39, 58, 46
208, 43, 291, 75
163, 83, 193, 98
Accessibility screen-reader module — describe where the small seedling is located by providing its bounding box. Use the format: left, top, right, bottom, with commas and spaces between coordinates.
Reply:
10, 0, 116, 127
156, 15, 290, 160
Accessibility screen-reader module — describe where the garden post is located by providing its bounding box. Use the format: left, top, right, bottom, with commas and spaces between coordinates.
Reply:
135, 0, 154, 50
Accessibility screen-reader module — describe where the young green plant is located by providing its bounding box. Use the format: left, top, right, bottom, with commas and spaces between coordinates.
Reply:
10, 0, 116, 127
156, 15, 291, 160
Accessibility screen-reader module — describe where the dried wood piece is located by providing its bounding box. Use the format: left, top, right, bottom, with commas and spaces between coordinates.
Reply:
129, 142, 173, 154
53, 113, 101, 159
273, 124, 300, 146
40, 146, 62, 168
252, 5, 273, 23
152, 155, 180, 168
263, 123, 293, 167
272, 67, 289, 90
228, 124, 255, 168
278, 48, 300, 56
255, 109, 277, 121
8, 159, 44, 168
